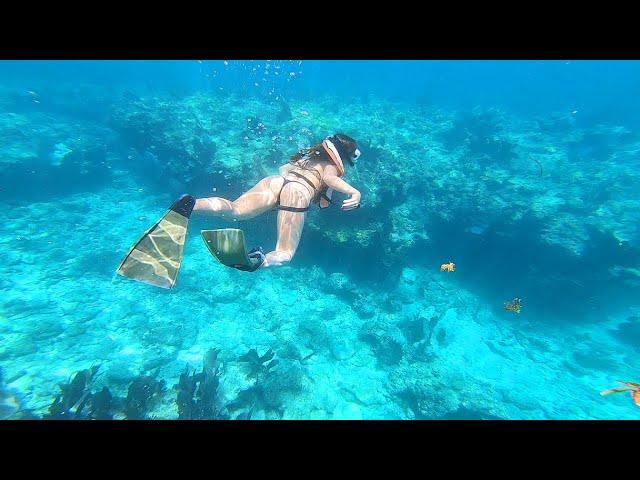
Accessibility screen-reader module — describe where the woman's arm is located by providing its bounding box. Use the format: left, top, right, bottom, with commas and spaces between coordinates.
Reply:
324, 168, 361, 210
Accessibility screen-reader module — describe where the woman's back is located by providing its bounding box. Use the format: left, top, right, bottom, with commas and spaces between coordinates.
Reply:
284, 157, 332, 203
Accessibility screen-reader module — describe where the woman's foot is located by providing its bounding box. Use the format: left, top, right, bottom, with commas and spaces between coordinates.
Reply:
262, 250, 293, 268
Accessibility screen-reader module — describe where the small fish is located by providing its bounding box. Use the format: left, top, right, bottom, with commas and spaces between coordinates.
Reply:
440, 262, 455, 273
504, 297, 522, 314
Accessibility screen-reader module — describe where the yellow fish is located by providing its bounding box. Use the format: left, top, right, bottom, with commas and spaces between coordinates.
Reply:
440, 262, 455, 273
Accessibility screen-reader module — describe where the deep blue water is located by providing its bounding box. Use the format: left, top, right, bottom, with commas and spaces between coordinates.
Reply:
4, 60, 639, 119
0, 60, 638, 420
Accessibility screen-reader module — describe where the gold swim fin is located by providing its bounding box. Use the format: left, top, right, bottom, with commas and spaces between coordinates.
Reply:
116, 194, 196, 289
201, 228, 265, 272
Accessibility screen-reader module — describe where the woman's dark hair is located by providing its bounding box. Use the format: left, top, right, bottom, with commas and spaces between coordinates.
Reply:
289, 142, 330, 167
329, 133, 358, 165
289, 134, 359, 167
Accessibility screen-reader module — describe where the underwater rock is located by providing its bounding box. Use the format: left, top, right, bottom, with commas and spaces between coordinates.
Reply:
431, 308, 458, 348
398, 314, 426, 344
389, 365, 460, 419
260, 361, 303, 410
329, 336, 356, 361
610, 317, 640, 350
49, 142, 73, 167
297, 317, 330, 349
352, 295, 377, 319
278, 341, 302, 362
534, 113, 577, 135
109, 95, 223, 190
421, 308, 439, 335
142, 322, 191, 349
397, 268, 421, 303
359, 319, 405, 367
276, 100, 292, 123
572, 349, 620, 372
326, 272, 356, 294
397, 382, 459, 419
441, 406, 505, 420
318, 272, 359, 304
105, 360, 135, 386
332, 402, 363, 420
440, 107, 516, 164
0, 96, 116, 198
227, 351, 302, 418
142, 345, 177, 371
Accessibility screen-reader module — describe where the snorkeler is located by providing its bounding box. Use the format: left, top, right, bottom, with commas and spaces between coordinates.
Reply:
116, 134, 362, 288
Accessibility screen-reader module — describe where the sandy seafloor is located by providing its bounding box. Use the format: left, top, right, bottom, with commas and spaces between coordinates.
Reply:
1, 177, 638, 420
0, 82, 639, 420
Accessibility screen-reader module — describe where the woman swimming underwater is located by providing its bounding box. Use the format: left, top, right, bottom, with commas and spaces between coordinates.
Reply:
194, 133, 361, 269
116, 134, 362, 288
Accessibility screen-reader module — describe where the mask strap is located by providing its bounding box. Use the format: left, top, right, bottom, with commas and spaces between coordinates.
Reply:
322, 139, 345, 176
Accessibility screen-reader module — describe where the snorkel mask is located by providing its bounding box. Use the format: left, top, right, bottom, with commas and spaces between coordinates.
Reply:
326, 134, 360, 167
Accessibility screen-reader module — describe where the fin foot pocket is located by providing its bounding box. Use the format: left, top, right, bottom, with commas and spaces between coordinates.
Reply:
201, 229, 264, 272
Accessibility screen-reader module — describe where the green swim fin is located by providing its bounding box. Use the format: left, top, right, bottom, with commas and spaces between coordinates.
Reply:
116, 194, 196, 289
201, 228, 265, 272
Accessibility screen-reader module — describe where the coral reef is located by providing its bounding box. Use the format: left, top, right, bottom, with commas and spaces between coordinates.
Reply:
359, 318, 406, 367
123, 376, 166, 420
175, 348, 227, 419
238, 348, 279, 379
46, 365, 100, 419
227, 349, 303, 419
0, 368, 25, 419
0, 78, 638, 420
0, 94, 117, 199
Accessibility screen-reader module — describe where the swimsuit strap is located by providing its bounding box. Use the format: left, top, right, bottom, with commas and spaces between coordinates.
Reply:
319, 189, 332, 204
275, 177, 311, 213
277, 205, 310, 213
288, 170, 320, 196
275, 165, 325, 213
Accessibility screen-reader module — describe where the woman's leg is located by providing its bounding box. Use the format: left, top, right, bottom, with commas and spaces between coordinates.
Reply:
262, 184, 309, 268
194, 176, 284, 220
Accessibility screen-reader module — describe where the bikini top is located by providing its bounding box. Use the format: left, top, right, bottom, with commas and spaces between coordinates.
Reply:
283, 166, 324, 203
283, 138, 347, 209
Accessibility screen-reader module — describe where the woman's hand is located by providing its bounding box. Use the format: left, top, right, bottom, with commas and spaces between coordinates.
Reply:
323, 171, 361, 211
342, 190, 361, 211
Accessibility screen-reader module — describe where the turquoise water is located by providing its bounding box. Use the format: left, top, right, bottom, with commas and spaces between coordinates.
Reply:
0, 60, 639, 419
